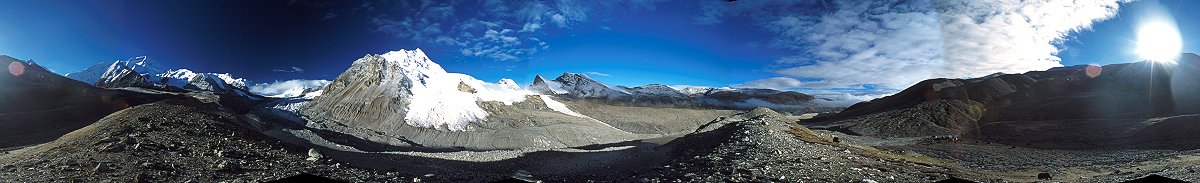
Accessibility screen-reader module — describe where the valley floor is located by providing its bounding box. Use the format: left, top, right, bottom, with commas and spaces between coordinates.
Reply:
0, 94, 1194, 182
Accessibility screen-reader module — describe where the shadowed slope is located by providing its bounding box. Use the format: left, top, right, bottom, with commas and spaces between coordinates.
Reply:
0, 55, 164, 148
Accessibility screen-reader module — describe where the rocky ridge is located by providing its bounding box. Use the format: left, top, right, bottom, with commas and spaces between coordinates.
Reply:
805, 53, 1200, 144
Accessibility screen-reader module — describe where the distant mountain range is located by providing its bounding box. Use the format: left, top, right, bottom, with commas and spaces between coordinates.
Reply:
65, 56, 255, 98
50, 49, 839, 150
528, 72, 821, 110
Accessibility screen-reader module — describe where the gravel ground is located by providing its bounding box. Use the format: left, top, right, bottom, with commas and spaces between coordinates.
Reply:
621, 110, 951, 183
0, 97, 414, 182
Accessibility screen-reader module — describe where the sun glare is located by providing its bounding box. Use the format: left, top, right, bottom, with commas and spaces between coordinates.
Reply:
1135, 21, 1183, 63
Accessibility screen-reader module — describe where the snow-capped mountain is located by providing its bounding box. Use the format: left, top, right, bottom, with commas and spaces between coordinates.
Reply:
670, 85, 717, 96
64, 56, 254, 97
527, 74, 819, 111
628, 84, 687, 98
528, 75, 568, 94
295, 48, 652, 150
300, 49, 537, 132
528, 72, 631, 99
158, 69, 251, 94
69, 56, 165, 86
496, 78, 521, 90
95, 60, 162, 89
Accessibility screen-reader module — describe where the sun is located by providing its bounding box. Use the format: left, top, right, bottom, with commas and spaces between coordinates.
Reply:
1135, 21, 1183, 63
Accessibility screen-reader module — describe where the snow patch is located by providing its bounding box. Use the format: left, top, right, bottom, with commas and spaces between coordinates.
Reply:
159, 69, 199, 88
539, 95, 589, 118
669, 85, 715, 95
543, 80, 569, 94
211, 73, 248, 89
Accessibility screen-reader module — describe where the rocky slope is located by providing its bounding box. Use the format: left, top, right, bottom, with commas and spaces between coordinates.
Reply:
0, 95, 404, 182
805, 53, 1200, 144
627, 108, 950, 182
0, 55, 169, 148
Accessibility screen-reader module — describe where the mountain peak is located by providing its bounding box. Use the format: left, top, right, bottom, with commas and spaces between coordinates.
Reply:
305, 49, 532, 132
557, 72, 594, 81
529, 74, 568, 94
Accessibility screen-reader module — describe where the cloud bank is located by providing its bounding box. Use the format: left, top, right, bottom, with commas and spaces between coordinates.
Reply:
725, 0, 1130, 90
249, 79, 332, 98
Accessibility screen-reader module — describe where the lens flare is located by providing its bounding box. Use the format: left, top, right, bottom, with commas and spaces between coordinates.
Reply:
1135, 21, 1183, 63
1085, 65, 1102, 78
8, 61, 25, 77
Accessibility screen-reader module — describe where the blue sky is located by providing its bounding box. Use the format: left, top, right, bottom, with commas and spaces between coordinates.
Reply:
0, 0, 1194, 100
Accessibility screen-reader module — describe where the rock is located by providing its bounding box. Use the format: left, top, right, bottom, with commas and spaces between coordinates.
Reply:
216, 161, 241, 172
512, 170, 541, 182
99, 143, 124, 152
93, 162, 114, 173
306, 148, 323, 162
216, 150, 241, 159
135, 173, 154, 183
141, 162, 172, 171
96, 137, 119, 145
457, 81, 477, 93
862, 179, 878, 183
1037, 172, 1052, 180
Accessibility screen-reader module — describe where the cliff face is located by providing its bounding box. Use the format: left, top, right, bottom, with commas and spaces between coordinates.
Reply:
807, 53, 1200, 138
300, 53, 415, 133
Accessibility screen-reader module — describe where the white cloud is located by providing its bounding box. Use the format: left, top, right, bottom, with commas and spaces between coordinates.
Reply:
366, 1, 651, 61
272, 66, 304, 73
519, 22, 543, 32
805, 89, 897, 107
322, 13, 338, 21
703, 0, 1130, 90
931, 0, 1130, 81
550, 14, 568, 28
249, 79, 332, 98
584, 72, 611, 77
731, 77, 824, 90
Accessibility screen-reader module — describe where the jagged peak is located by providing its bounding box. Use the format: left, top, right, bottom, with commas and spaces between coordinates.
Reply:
556, 72, 593, 81
533, 75, 549, 82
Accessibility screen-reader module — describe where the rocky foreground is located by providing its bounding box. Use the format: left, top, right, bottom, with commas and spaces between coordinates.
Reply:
0, 95, 399, 182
